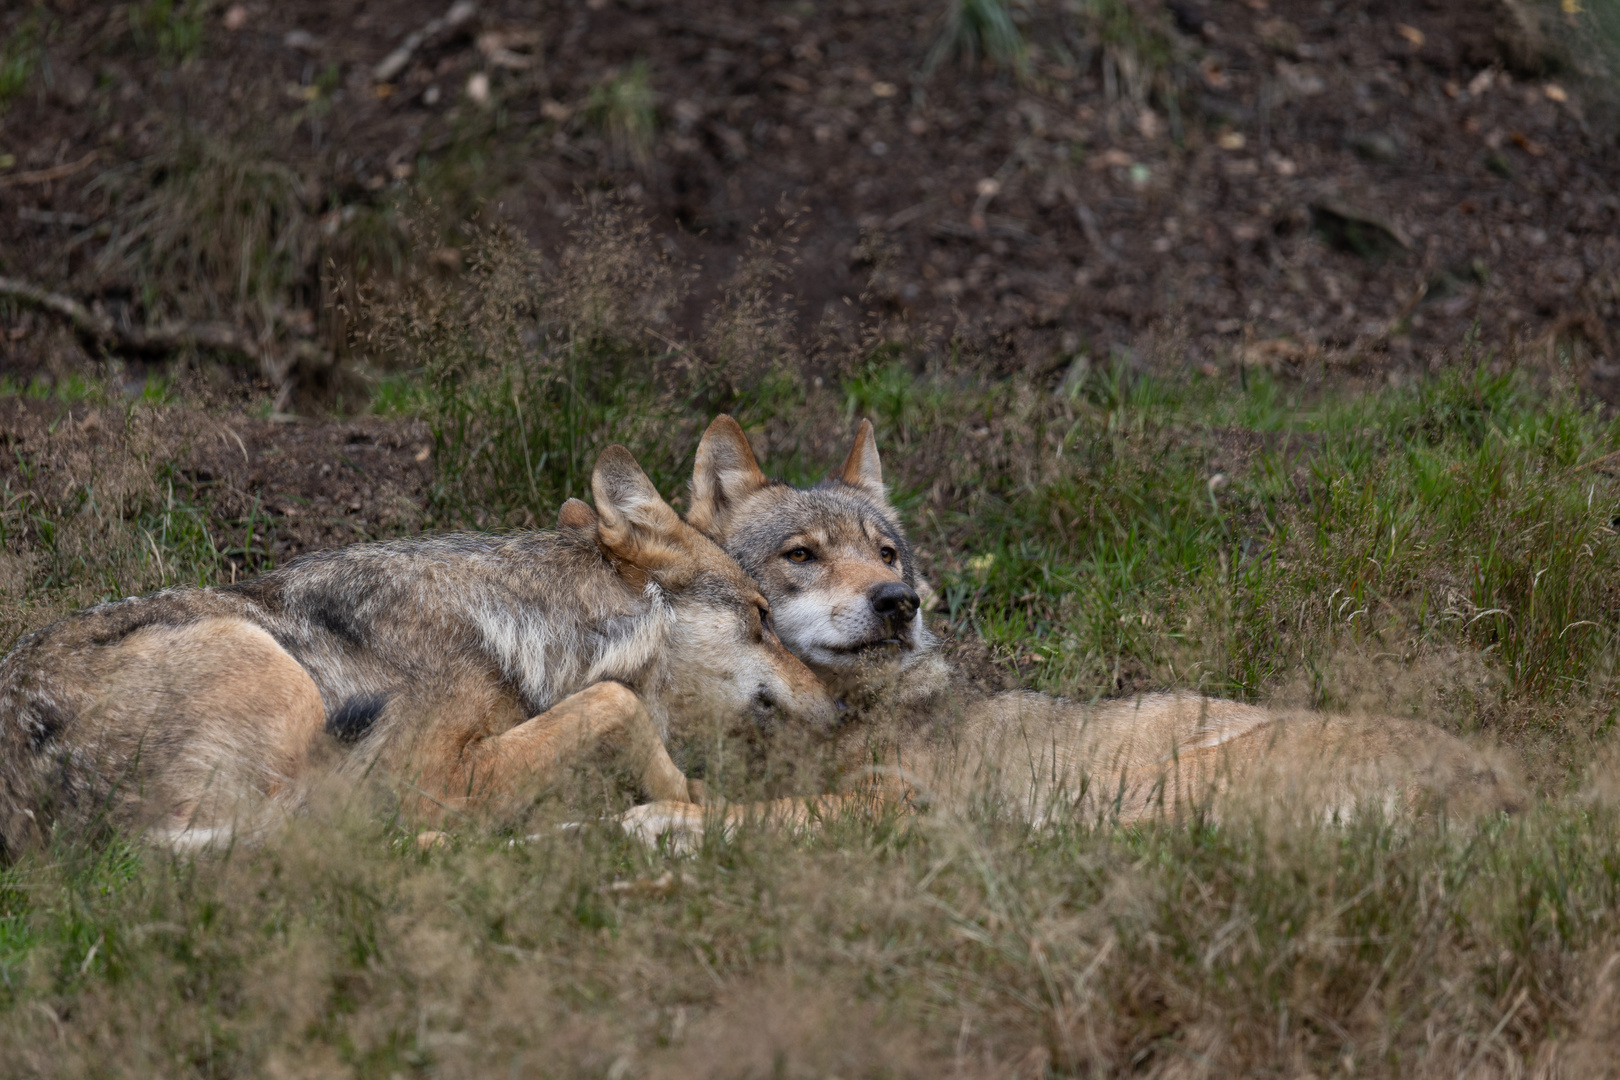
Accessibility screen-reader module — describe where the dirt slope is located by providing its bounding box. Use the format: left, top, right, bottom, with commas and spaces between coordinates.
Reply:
0, 0, 1616, 387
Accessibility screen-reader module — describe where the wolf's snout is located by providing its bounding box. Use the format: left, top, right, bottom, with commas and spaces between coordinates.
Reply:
868, 581, 919, 625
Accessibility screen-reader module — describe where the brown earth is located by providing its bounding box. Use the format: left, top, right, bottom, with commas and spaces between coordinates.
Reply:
0, 397, 432, 566
2, 0, 1617, 397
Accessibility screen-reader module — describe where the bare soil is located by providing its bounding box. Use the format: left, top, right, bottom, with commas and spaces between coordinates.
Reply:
0, 0, 1617, 499
0, 397, 432, 563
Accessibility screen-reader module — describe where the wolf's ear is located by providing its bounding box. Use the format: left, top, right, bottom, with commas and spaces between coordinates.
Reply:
687, 414, 770, 538
832, 418, 887, 503
557, 497, 598, 531
592, 446, 685, 569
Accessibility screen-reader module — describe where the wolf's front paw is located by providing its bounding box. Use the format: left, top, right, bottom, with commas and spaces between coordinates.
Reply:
618, 800, 707, 853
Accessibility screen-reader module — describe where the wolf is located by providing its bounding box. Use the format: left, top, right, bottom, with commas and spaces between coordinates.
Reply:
0, 445, 833, 858
618, 416, 1523, 841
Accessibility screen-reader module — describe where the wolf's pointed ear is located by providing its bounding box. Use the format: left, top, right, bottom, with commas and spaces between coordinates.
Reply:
687, 414, 770, 538
832, 418, 887, 503
592, 446, 685, 569
557, 498, 598, 531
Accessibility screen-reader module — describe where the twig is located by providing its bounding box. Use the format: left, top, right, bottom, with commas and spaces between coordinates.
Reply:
1072, 201, 1114, 262
1573, 447, 1620, 473
373, 1, 478, 83
0, 151, 99, 188
0, 275, 324, 389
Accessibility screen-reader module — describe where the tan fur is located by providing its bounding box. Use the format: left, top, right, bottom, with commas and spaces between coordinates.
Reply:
832, 418, 885, 500
62, 618, 327, 844
356, 679, 692, 824
644, 417, 1526, 844
557, 497, 599, 530
628, 691, 1521, 841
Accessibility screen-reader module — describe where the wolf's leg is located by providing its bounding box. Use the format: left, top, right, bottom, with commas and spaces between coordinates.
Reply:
616, 790, 895, 848
87, 617, 326, 846
452, 682, 693, 808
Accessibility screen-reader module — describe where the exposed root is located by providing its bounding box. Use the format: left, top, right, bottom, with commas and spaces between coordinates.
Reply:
0, 274, 327, 394
373, 1, 479, 83
0, 151, 99, 189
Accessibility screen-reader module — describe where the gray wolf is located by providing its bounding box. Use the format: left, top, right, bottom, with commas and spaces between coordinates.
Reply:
0, 445, 833, 858
620, 416, 1523, 840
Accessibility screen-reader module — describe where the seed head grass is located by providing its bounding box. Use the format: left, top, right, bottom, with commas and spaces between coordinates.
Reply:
5, 225, 1620, 1072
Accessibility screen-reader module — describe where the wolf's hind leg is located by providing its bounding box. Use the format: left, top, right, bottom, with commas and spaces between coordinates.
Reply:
444, 682, 693, 811
84, 616, 326, 846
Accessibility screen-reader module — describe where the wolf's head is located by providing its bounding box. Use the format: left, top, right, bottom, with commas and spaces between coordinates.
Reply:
686, 417, 939, 700
568, 444, 836, 735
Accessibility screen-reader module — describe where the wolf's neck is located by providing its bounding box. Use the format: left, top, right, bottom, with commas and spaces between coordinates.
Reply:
581, 583, 672, 690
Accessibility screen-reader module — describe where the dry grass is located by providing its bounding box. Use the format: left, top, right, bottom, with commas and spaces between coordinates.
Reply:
6, 790, 1620, 1077
6, 211, 1620, 1075
88, 134, 322, 334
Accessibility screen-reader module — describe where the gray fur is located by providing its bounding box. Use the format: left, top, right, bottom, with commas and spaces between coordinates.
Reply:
0, 448, 834, 858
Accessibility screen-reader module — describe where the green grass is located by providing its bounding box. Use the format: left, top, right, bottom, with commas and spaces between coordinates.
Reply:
924, 0, 1029, 79
914, 362, 1620, 731
363, 205, 805, 524
3, 785, 1620, 1073
0, 373, 102, 403
0, 14, 38, 112
8, 254, 1620, 1069
130, 0, 205, 66
89, 133, 317, 329
586, 61, 658, 170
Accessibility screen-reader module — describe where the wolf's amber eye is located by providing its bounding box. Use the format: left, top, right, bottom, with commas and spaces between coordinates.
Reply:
785, 548, 813, 563
880, 546, 897, 565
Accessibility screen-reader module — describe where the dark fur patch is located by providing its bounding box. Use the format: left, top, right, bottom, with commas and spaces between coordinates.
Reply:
309, 595, 366, 647
83, 606, 168, 647
326, 694, 387, 743
26, 699, 67, 753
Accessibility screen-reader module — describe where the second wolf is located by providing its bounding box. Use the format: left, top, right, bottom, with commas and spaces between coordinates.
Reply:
624, 416, 1523, 837
0, 445, 832, 858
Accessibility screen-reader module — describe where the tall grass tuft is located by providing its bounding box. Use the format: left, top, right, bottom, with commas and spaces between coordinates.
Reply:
587, 60, 658, 170
130, 0, 207, 65
924, 0, 1030, 79
361, 202, 811, 525
363, 203, 683, 524
90, 134, 319, 329
0, 14, 37, 111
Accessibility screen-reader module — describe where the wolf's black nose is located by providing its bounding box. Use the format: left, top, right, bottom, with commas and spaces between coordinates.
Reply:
868, 581, 919, 623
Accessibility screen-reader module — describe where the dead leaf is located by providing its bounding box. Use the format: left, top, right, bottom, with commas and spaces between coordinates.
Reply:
1241, 337, 1316, 369
1510, 130, 1546, 156
477, 30, 542, 70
